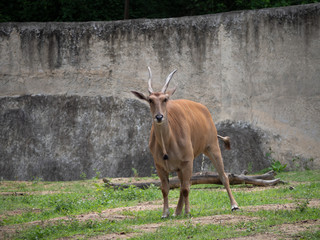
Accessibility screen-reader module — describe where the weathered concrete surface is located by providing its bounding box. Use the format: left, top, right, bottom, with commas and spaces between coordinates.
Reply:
0, 95, 153, 180
0, 96, 268, 180
0, 4, 319, 180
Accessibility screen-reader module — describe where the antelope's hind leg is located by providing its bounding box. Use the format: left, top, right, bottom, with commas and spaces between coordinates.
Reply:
205, 145, 239, 211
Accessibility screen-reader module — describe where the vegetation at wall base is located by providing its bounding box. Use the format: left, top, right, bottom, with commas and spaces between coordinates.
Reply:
0, 0, 319, 22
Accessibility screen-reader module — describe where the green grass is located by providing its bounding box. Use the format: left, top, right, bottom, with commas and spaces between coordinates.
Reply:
132, 207, 320, 240
276, 169, 320, 182
296, 229, 320, 239
133, 221, 245, 240
13, 219, 133, 240
0, 183, 163, 225
1, 170, 319, 239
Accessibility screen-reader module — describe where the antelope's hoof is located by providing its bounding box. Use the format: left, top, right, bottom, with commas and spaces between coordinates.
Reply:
173, 211, 182, 217
231, 206, 239, 211
161, 210, 170, 219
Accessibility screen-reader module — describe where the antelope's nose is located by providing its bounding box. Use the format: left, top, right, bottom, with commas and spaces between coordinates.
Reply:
155, 114, 163, 123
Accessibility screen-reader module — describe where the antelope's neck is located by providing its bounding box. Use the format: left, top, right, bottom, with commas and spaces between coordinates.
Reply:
153, 121, 171, 151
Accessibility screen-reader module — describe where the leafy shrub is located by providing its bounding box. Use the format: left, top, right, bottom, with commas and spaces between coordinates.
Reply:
266, 150, 287, 173
268, 160, 287, 172
54, 198, 75, 213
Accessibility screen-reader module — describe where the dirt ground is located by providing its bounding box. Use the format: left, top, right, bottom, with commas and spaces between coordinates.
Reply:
82, 199, 320, 240
1, 181, 319, 240
1, 199, 319, 240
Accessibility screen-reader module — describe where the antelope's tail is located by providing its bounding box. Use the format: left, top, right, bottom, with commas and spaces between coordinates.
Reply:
217, 135, 231, 150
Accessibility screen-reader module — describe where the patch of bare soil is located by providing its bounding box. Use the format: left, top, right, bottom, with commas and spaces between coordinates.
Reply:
85, 215, 257, 240
106, 177, 157, 185
230, 181, 315, 193
0, 201, 168, 239
0, 191, 67, 196
0, 192, 27, 196
227, 219, 320, 240
84, 232, 137, 240
231, 185, 283, 192
0, 208, 42, 223
136, 214, 256, 232
276, 219, 319, 237
242, 199, 320, 212
0, 181, 33, 187
85, 200, 320, 239
227, 232, 282, 240
2, 198, 319, 240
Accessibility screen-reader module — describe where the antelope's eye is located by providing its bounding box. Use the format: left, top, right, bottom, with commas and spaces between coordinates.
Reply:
163, 98, 168, 103
148, 99, 153, 104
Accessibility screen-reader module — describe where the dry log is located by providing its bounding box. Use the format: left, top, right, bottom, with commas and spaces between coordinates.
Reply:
103, 171, 284, 189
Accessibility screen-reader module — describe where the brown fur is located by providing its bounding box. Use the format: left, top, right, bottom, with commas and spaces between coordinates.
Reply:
131, 70, 238, 217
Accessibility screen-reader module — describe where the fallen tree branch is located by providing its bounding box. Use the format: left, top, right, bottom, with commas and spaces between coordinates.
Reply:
103, 171, 284, 189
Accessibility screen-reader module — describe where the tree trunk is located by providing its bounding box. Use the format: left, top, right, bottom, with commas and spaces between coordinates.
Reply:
103, 171, 284, 189
124, 0, 130, 19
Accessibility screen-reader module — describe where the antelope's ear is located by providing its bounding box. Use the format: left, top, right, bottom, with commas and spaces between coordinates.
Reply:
166, 87, 176, 97
131, 91, 148, 101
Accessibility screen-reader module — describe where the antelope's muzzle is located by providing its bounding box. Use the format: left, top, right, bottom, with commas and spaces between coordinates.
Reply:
155, 114, 163, 123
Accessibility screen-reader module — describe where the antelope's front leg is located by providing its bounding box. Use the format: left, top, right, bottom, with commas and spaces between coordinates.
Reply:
174, 170, 184, 216
156, 166, 170, 218
175, 162, 192, 216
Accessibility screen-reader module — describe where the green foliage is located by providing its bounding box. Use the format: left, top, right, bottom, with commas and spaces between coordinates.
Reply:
1, 171, 319, 239
52, 197, 77, 213
277, 169, 320, 182
134, 206, 320, 239
268, 160, 287, 172
0, 0, 124, 22
291, 156, 314, 170
294, 229, 320, 239
100, 184, 161, 204
132, 168, 139, 178
92, 169, 101, 180
16, 218, 131, 240
80, 172, 87, 180
247, 162, 253, 173
32, 176, 43, 185
138, 221, 244, 240
1, 0, 319, 22
266, 150, 287, 172
295, 198, 309, 212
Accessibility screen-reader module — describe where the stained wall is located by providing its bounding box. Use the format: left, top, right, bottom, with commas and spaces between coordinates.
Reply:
1, 4, 319, 180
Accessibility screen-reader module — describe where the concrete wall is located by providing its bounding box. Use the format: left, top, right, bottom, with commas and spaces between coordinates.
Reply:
0, 4, 319, 180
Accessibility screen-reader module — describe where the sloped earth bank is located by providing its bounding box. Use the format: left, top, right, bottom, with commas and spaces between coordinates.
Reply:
1, 199, 319, 240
